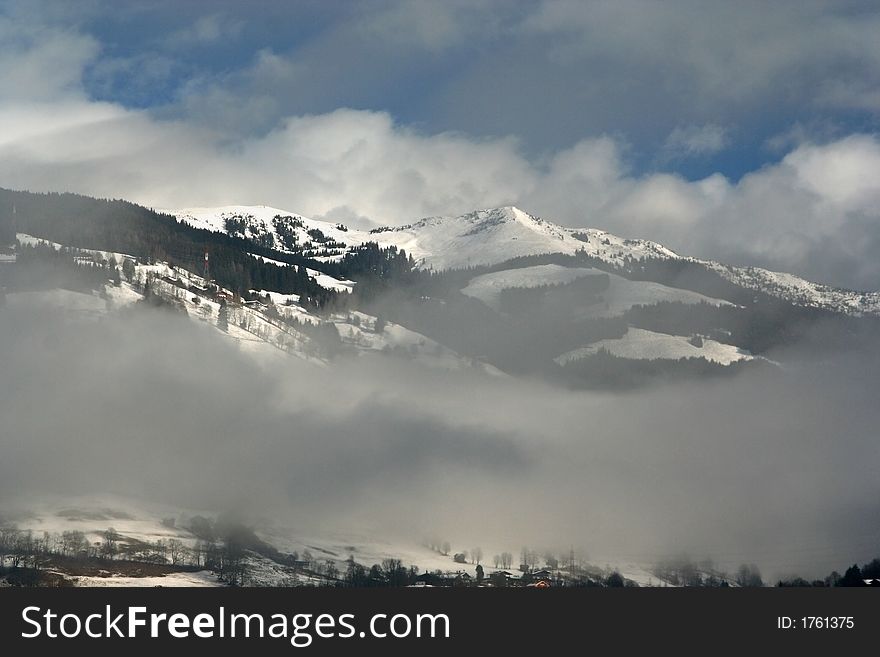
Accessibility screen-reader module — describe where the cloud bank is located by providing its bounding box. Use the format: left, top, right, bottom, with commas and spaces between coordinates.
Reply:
2, 291, 879, 579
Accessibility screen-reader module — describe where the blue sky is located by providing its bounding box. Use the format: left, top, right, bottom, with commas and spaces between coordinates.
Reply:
2, 0, 880, 288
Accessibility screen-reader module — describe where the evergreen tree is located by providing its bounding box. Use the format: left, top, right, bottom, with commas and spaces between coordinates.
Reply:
122, 258, 135, 282
217, 300, 229, 332
838, 564, 865, 587
605, 572, 625, 587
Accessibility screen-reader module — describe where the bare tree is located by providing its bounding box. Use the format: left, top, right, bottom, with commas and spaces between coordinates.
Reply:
101, 528, 120, 560
735, 564, 764, 588
472, 547, 483, 566
526, 550, 539, 571
61, 531, 87, 558
168, 539, 186, 565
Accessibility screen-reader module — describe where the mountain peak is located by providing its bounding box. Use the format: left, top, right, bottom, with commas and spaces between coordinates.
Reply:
472, 205, 532, 221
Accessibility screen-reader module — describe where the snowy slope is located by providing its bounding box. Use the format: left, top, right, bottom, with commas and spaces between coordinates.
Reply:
461, 263, 733, 316
555, 328, 753, 365
144, 269, 485, 372
331, 311, 504, 375
5, 239, 490, 373
247, 253, 356, 292
368, 206, 681, 270
172, 205, 373, 262
5, 289, 109, 318
2, 496, 494, 584
8, 495, 207, 551
698, 260, 880, 315
461, 264, 599, 308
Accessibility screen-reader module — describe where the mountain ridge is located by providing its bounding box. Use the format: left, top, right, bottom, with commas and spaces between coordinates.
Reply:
170, 203, 880, 317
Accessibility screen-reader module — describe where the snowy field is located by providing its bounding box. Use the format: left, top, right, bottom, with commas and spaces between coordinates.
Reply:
462, 263, 733, 316
69, 571, 222, 587
6, 289, 109, 317
555, 328, 753, 365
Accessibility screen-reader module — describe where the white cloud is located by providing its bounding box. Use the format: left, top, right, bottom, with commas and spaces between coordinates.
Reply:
663, 124, 728, 158
164, 13, 244, 49
0, 16, 98, 102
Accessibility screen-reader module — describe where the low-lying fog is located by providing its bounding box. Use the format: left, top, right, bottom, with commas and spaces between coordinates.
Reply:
1, 292, 878, 580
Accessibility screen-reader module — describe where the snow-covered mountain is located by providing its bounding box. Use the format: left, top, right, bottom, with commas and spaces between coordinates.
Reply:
170, 205, 880, 317
172, 205, 679, 269
6, 189, 879, 383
